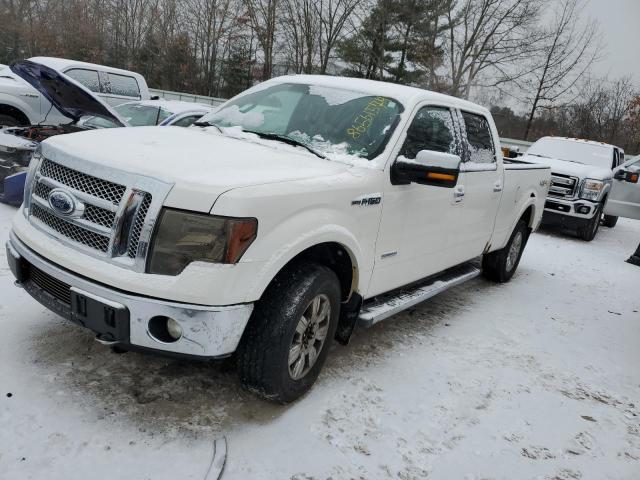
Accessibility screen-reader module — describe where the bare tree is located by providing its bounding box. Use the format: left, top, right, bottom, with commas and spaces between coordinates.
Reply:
315, 0, 362, 74
244, 0, 279, 79
443, 0, 542, 98
522, 0, 601, 140
281, 0, 318, 73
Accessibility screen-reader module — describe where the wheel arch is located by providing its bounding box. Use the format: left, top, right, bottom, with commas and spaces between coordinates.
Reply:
0, 103, 30, 125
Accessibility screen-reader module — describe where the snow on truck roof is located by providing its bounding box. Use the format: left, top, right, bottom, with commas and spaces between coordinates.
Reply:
259, 75, 490, 115
28, 57, 145, 80
536, 136, 621, 151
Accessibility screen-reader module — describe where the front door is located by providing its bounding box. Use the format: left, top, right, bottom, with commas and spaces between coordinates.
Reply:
367, 105, 464, 297
605, 156, 640, 220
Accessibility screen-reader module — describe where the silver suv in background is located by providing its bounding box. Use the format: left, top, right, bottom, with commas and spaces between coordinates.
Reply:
0, 57, 150, 126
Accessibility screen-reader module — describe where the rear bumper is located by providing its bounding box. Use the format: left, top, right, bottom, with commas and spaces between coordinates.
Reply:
6, 231, 253, 358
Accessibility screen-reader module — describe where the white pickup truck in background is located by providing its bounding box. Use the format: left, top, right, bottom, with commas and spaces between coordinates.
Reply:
0, 57, 150, 126
6, 76, 550, 402
523, 137, 626, 241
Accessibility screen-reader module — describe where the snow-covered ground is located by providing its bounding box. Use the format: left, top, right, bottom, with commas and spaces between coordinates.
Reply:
1, 201, 639, 480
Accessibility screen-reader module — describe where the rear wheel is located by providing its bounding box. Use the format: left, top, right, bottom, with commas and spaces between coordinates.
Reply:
482, 220, 529, 283
602, 214, 618, 228
577, 203, 602, 241
236, 261, 341, 403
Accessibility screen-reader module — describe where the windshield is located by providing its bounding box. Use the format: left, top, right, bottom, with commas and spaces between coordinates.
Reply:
83, 103, 171, 128
528, 138, 613, 169
198, 83, 404, 160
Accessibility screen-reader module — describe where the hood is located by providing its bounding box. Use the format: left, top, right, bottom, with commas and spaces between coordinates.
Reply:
523, 154, 612, 180
40, 126, 350, 211
10, 60, 127, 126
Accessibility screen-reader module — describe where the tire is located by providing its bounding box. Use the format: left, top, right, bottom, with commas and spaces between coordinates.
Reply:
0, 114, 24, 127
577, 203, 602, 241
482, 220, 529, 283
602, 214, 618, 228
236, 261, 341, 403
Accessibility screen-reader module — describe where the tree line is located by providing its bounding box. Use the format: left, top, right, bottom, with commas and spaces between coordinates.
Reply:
0, 0, 638, 151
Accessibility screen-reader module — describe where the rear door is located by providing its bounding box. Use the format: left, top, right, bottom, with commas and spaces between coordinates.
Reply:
448, 110, 503, 263
605, 156, 640, 220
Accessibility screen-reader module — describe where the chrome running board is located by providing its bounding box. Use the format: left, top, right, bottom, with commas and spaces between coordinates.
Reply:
358, 263, 481, 327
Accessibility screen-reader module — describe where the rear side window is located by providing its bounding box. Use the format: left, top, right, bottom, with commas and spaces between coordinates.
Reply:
462, 111, 495, 163
65, 68, 100, 93
108, 73, 140, 98
400, 106, 457, 159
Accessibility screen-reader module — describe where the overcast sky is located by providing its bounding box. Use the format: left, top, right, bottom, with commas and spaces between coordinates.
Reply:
584, 0, 640, 86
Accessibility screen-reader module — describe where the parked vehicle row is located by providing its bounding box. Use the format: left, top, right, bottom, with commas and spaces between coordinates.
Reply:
0, 60, 213, 205
0, 57, 150, 127
5, 74, 550, 402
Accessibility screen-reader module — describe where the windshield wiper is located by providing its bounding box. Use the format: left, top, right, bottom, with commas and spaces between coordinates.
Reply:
194, 120, 223, 133
244, 130, 326, 159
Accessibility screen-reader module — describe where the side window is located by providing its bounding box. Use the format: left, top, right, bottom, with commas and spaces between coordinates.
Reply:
157, 108, 172, 124
613, 149, 619, 169
461, 111, 495, 163
171, 114, 203, 127
65, 69, 100, 92
399, 106, 456, 159
108, 73, 141, 98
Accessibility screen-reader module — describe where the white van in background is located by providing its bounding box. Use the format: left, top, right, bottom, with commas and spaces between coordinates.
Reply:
0, 57, 150, 126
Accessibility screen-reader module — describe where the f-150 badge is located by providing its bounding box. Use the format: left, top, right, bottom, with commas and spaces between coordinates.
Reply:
352, 194, 382, 206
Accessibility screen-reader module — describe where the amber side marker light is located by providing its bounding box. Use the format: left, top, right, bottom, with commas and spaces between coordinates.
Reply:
630, 173, 639, 183
427, 172, 456, 181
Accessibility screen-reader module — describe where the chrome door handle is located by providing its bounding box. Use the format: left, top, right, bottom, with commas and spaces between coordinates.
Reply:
493, 181, 503, 192
454, 186, 465, 202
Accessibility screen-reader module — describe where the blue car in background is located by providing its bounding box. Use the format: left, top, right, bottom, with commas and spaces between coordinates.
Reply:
0, 60, 213, 205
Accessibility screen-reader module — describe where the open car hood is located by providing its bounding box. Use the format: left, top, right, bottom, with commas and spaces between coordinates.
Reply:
10, 60, 127, 127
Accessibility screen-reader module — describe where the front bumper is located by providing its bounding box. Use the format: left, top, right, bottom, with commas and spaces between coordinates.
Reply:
6, 232, 253, 358
543, 197, 599, 220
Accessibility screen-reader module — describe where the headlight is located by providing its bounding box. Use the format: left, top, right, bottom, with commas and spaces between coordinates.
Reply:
22, 148, 43, 214
580, 179, 604, 201
147, 208, 257, 275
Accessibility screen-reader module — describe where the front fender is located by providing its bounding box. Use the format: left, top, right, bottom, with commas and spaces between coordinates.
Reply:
0, 92, 37, 123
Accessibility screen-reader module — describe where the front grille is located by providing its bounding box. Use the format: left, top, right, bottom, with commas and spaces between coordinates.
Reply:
28, 263, 71, 305
127, 193, 152, 258
39, 158, 126, 205
27, 157, 165, 271
84, 204, 116, 228
31, 204, 111, 252
549, 173, 578, 198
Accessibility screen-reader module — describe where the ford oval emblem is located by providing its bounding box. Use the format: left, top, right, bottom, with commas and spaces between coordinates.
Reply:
48, 189, 76, 215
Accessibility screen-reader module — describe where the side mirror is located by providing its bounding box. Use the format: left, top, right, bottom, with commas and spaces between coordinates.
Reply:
614, 169, 639, 183
392, 150, 461, 188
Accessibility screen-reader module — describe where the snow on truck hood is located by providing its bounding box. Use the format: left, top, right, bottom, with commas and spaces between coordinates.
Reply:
40, 126, 349, 211
522, 154, 612, 180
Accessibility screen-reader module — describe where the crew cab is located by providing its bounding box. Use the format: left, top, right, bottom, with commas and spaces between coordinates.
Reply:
6, 76, 550, 402
0, 56, 149, 127
523, 137, 625, 241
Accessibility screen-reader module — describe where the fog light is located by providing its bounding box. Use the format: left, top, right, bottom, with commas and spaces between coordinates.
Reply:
148, 316, 182, 343
577, 205, 590, 214
166, 318, 183, 340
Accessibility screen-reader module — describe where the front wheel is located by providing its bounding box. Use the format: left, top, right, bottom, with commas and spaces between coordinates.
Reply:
482, 220, 529, 283
236, 261, 341, 403
577, 203, 602, 241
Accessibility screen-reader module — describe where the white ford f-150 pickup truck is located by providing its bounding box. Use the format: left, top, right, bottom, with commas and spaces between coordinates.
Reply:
523, 137, 626, 241
6, 76, 550, 402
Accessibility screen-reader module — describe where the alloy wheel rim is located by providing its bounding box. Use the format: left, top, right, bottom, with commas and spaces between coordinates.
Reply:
288, 294, 331, 380
506, 231, 523, 272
